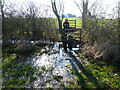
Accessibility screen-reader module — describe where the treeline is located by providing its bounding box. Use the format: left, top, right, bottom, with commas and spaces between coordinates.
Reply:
3, 17, 57, 41
2, 1, 58, 43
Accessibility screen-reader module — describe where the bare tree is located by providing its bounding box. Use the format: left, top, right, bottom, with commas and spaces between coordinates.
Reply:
0, 0, 2, 41
18, 1, 40, 40
51, 0, 64, 30
118, 1, 120, 26
1, 0, 5, 18
1, 0, 5, 37
74, 0, 100, 29
1, 0, 16, 18
17, 1, 40, 18
1, 0, 16, 38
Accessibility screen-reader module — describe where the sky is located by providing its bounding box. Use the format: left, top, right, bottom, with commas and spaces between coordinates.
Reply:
4, 0, 119, 18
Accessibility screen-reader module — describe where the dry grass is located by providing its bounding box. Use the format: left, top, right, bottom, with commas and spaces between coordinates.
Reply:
81, 18, 119, 63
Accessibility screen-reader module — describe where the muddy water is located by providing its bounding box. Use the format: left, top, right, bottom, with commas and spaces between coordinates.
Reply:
26, 42, 80, 88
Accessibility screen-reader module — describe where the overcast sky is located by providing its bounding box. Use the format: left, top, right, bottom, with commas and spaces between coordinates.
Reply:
5, 0, 119, 18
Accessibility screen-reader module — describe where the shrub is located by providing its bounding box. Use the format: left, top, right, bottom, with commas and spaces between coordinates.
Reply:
82, 18, 119, 63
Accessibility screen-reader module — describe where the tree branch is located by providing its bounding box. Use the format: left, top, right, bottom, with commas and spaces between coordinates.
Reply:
74, 0, 82, 13
89, 0, 99, 10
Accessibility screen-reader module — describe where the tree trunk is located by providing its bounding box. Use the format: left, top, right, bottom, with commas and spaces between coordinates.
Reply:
82, 0, 88, 30
31, 17, 37, 40
58, 18, 62, 30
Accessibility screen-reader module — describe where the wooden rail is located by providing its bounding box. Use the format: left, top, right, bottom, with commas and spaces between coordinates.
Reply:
41, 19, 82, 44
64, 28, 82, 42
68, 20, 76, 28
37, 27, 82, 44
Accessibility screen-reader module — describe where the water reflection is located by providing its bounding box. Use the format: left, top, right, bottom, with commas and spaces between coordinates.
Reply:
1, 40, 51, 44
26, 42, 80, 88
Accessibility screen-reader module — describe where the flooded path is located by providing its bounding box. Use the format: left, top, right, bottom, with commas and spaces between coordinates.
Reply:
26, 42, 83, 88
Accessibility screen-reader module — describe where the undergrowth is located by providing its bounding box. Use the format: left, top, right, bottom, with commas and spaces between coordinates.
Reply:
72, 54, 120, 89
2, 43, 45, 88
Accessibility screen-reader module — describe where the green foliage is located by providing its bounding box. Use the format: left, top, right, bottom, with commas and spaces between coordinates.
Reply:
69, 54, 120, 89
2, 40, 48, 88
3, 17, 57, 41
41, 66, 47, 72
86, 60, 120, 88
65, 81, 79, 88
2, 53, 37, 88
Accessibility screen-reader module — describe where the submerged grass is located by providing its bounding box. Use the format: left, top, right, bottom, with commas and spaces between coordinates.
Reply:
2, 43, 45, 88
2, 42, 120, 89
2, 53, 37, 88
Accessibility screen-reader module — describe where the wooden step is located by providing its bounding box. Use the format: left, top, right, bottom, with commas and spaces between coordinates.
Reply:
74, 33, 81, 35
74, 37, 81, 38
64, 29, 82, 32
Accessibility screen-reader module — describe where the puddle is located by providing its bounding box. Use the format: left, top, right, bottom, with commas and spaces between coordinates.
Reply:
26, 42, 80, 88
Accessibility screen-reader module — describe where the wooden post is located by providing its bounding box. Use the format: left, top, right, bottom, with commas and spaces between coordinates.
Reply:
75, 20, 76, 28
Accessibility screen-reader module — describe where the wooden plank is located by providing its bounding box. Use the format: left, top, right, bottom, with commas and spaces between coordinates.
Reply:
75, 20, 76, 28
68, 20, 76, 21
70, 23, 76, 24
65, 32, 74, 34
68, 20, 76, 28
64, 29, 82, 32
64, 28, 82, 30
65, 32, 81, 35
74, 37, 81, 38
70, 25, 75, 26
74, 33, 81, 35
